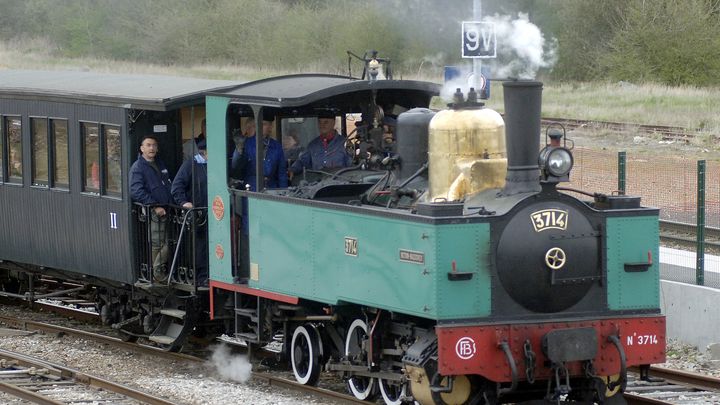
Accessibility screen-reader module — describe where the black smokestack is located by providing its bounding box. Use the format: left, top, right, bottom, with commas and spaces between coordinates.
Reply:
501, 80, 543, 195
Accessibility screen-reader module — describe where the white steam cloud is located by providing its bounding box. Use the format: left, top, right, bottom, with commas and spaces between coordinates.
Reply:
210, 344, 253, 383
440, 12, 557, 100
487, 12, 557, 80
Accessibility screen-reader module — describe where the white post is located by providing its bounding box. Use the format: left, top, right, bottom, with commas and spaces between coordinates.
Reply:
472, 0, 482, 90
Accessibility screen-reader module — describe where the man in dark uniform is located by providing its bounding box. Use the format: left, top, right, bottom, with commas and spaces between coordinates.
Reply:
130, 135, 173, 281
171, 140, 209, 286
290, 112, 351, 176
231, 115, 288, 191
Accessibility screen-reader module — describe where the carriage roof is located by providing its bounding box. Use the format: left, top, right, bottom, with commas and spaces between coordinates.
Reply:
213, 74, 441, 110
0, 70, 239, 111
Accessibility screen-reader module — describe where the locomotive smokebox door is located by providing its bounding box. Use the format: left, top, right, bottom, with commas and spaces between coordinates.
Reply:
495, 200, 601, 313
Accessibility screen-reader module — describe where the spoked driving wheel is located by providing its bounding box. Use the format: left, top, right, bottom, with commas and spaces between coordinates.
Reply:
379, 378, 412, 404
290, 324, 322, 385
345, 318, 377, 400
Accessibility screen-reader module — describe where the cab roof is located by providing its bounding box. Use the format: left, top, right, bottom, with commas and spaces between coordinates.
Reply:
0, 69, 240, 111
213, 74, 440, 111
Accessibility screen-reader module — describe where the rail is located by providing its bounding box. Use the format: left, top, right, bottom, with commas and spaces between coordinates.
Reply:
0, 348, 175, 405
0, 314, 367, 404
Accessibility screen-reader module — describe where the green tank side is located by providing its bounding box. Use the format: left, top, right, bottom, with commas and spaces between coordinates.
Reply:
606, 215, 660, 310
435, 224, 492, 318
247, 197, 492, 320
206, 96, 234, 284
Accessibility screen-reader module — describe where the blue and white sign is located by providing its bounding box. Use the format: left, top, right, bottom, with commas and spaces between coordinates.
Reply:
444, 65, 492, 99
462, 21, 496, 59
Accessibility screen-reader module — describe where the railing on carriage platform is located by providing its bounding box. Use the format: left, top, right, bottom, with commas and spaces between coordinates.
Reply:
132, 202, 207, 291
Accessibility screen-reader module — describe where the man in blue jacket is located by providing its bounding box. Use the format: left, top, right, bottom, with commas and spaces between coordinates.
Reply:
289, 112, 351, 177
172, 140, 209, 286
231, 115, 288, 191
130, 135, 173, 282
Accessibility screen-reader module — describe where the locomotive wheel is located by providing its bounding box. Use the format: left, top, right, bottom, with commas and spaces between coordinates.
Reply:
290, 324, 322, 385
604, 374, 622, 397
345, 319, 377, 400
379, 378, 410, 404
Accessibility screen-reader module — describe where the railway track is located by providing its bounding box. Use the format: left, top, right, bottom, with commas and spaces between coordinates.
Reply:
0, 315, 367, 404
625, 365, 720, 404
0, 347, 173, 404
6, 291, 720, 404
659, 220, 720, 250
541, 117, 712, 143
1, 315, 718, 405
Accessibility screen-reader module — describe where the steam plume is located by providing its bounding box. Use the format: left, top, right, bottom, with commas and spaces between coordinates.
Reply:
210, 344, 253, 383
485, 12, 557, 80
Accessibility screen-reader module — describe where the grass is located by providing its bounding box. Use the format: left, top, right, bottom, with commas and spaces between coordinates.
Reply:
0, 39, 290, 81
3, 39, 720, 135
483, 80, 720, 135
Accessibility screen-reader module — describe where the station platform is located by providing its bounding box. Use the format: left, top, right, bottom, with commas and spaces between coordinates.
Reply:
660, 247, 720, 351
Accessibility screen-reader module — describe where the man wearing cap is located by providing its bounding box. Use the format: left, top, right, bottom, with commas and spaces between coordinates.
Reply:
172, 139, 209, 286
232, 115, 288, 191
290, 112, 351, 176
182, 119, 207, 160
172, 139, 208, 209
130, 135, 173, 281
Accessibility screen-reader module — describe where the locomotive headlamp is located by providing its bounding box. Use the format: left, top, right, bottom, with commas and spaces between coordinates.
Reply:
546, 147, 573, 177
539, 146, 574, 182
539, 123, 574, 183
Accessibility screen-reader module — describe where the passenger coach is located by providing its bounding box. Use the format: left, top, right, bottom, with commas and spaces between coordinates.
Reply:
0, 70, 237, 286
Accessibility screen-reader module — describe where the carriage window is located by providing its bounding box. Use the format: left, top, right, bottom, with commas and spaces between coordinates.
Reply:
82, 122, 100, 193
31, 118, 49, 186
104, 125, 121, 196
52, 119, 69, 189
7, 117, 22, 184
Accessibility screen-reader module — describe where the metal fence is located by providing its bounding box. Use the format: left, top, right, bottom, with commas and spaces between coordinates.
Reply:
567, 147, 720, 288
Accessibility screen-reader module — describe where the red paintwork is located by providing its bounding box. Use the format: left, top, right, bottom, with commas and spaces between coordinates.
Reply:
436, 316, 665, 381
208, 280, 299, 320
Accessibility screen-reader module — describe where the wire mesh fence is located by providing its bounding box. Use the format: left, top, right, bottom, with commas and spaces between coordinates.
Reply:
566, 147, 720, 288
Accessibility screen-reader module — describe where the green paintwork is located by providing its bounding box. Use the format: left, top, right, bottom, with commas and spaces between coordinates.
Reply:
204, 93, 660, 318
606, 215, 660, 310
247, 197, 492, 320
206, 96, 234, 284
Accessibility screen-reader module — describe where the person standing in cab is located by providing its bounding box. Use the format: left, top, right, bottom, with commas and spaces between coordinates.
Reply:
182, 118, 206, 160
129, 135, 173, 281
232, 114, 288, 191
171, 139, 209, 287
290, 111, 351, 176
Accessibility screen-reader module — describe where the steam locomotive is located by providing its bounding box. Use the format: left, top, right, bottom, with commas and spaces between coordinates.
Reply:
0, 68, 664, 404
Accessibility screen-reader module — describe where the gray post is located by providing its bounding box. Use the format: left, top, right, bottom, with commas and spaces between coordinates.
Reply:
617, 151, 626, 195
697, 160, 706, 286
472, 0, 482, 90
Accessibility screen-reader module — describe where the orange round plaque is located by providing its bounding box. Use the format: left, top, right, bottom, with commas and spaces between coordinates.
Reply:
212, 195, 224, 221
215, 244, 225, 260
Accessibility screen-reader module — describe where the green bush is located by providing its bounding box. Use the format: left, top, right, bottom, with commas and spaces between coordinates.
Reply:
600, 0, 720, 86
5, 0, 720, 87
